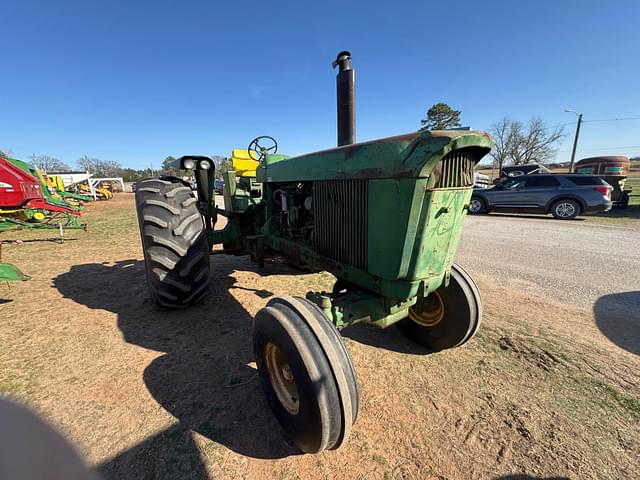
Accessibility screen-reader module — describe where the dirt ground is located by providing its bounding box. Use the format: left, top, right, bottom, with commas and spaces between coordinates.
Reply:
1, 194, 638, 480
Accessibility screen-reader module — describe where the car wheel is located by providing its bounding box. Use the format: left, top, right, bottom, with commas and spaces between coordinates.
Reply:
468, 197, 487, 214
551, 199, 580, 219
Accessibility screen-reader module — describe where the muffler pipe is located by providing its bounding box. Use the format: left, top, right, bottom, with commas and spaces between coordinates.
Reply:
333, 51, 355, 146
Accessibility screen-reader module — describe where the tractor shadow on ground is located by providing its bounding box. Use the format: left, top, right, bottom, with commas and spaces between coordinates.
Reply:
342, 322, 433, 355
593, 291, 640, 357
53, 257, 301, 478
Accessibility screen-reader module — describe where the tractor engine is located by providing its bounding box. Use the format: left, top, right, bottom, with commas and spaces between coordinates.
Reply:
270, 182, 315, 245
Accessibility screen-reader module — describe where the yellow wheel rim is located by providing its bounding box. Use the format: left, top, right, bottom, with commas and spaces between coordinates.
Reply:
32, 212, 46, 221
264, 342, 299, 415
409, 291, 445, 327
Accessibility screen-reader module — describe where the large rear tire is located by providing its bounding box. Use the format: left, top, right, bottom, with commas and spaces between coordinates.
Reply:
253, 296, 359, 453
135, 177, 210, 308
397, 264, 482, 351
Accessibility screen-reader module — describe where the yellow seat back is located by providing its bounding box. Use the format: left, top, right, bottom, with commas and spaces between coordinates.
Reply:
46, 175, 65, 191
52, 176, 66, 191
231, 149, 259, 177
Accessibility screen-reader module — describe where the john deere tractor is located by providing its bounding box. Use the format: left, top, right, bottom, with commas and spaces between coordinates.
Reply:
135, 51, 493, 453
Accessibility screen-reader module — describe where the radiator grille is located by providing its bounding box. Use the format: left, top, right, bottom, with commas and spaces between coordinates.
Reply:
313, 179, 368, 270
433, 149, 476, 189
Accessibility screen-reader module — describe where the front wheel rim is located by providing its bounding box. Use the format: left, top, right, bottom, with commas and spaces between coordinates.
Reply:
264, 342, 300, 415
469, 199, 482, 213
556, 202, 575, 217
409, 291, 445, 327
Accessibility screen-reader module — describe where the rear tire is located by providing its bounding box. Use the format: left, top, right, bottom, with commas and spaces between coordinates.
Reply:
551, 199, 580, 219
135, 177, 210, 308
253, 296, 359, 453
397, 264, 482, 351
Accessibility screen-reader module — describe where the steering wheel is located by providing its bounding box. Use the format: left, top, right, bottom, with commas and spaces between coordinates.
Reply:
248, 135, 278, 161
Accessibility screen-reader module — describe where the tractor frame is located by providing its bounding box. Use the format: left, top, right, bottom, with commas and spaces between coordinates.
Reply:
135, 51, 493, 453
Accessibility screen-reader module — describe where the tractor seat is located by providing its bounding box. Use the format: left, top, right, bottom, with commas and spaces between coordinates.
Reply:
231, 149, 260, 178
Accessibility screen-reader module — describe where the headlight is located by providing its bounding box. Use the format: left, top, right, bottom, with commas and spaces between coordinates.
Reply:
182, 158, 196, 170
199, 160, 211, 170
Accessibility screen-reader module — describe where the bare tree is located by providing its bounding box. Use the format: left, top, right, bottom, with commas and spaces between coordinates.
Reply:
0, 147, 13, 158
489, 118, 517, 172
77, 156, 123, 177
511, 118, 565, 165
29, 154, 71, 172
489, 117, 565, 169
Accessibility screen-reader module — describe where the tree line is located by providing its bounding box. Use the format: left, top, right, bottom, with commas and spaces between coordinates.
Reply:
0, 149, 230, 182
421, 103, 567, 169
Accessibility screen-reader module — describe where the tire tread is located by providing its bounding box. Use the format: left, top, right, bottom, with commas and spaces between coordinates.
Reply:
135, 177, 210, 308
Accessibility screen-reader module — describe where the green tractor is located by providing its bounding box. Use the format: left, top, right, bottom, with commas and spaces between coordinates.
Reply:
135, 51, 493, 453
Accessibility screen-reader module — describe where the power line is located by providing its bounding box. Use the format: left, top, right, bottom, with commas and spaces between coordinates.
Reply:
582, 116, 640, 123
478, 121, 575, 133
557, 145, 640, 153
480, 116, 640, 132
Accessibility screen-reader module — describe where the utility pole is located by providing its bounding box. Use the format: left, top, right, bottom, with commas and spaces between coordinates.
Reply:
565, 109, 583, 173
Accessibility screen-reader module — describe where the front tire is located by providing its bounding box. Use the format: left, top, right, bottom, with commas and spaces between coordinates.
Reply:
135, 177, 210, 308
551, 199, 580, 219
397, 264, 482, 351
253, 296, 359, 453
468, 197, 487, 214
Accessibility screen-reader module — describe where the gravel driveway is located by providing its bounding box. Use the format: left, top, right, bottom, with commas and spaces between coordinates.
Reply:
456, 214, 640, 310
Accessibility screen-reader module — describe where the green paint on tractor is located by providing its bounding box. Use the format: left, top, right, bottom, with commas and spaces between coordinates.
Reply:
0, 262, 30, 282
134, 51, 494, 454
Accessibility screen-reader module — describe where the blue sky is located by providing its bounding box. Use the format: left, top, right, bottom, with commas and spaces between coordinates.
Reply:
1, 0, 639, 169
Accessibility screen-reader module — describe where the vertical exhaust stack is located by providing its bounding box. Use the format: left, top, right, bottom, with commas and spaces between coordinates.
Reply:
333, 51, 355, 146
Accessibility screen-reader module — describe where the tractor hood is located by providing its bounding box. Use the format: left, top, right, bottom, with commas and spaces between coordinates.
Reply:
257, 129, 493, 183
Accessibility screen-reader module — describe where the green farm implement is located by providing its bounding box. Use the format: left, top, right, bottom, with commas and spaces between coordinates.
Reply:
135, 51, 493, 453
46, 174, 94, 204
0, 156, 84, 229
0, 219, 31, 282
0, 245, 29, 282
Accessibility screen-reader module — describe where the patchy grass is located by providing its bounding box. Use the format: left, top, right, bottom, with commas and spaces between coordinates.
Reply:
0, 375, 23, 394
371, 453, 387, 465
584, 378, 640, 418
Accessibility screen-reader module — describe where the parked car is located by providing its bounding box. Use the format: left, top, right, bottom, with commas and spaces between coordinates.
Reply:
469, 174, 612, 219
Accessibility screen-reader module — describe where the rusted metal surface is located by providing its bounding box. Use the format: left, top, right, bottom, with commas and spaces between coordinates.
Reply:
575, 156, 630, 177
575, 156, 632, 206
430, 149, 477, 189
257, 130, 493, 183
